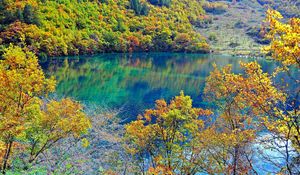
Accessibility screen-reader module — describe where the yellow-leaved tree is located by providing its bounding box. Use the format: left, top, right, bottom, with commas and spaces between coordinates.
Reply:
204, 9, 299, 174
263, 9, 300, 67
204, 61, 286, 174
262, 9, 300, 174
0, 45, 91, 174
125, 91, 213, 174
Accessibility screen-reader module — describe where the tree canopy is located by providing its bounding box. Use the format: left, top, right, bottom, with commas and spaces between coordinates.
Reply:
0, 45, 91, 174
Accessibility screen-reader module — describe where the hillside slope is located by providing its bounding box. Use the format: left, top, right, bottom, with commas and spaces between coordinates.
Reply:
198, 0, 299, 55
0, 0, 209, 56
0, 0, 298, 56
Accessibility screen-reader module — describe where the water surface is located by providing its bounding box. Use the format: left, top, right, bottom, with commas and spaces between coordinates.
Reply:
41, 53, 295, 121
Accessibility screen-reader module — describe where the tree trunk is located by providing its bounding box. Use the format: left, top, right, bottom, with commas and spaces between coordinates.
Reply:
2, 141, 13, 174
233, 145, 239, 175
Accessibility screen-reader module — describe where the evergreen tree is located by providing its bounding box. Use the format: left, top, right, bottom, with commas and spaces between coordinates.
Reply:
140, 3, 150, 16
16, 8, 24, 22
148, 0, 171, 7
23, 4, 40, 25
130, 0, 141, 15
130, 0, 149, 16
0, 0, 16, 29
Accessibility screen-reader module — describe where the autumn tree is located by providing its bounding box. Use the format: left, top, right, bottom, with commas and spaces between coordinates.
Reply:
0, 45, 91, 173
0, 0, 209, 55
205, 58, 299, 175
263, 9, 300, 68
125, 91, 212, 174
203, 9, 299, 174
204, 61, 286, 174
260, 9, 300, 174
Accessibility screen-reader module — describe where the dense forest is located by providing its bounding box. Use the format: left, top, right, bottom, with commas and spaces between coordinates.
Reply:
0, 0, 210, 56
0, 0, 299, 174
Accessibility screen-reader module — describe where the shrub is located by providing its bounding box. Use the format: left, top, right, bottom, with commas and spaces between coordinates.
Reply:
190, 15, 212, 28
228, 41, 240, 48
234, 20, 247, 29
208, 33, 217, 42
246, 26, 270, 45
203, 2, 228, 15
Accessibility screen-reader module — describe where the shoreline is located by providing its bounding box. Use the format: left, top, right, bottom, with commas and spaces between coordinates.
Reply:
39, 49, 266, 60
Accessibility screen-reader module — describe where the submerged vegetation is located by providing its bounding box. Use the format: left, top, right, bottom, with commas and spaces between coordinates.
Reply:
0, 0, 299, 174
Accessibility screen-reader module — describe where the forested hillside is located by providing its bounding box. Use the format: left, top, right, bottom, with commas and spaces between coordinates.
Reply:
1, 0, 298, 57
0, 0, 210, 56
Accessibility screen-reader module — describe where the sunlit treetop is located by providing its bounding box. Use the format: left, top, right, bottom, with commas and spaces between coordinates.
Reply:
205, 61, 286, 116
263, 9, 300, 67
0, 45, 91, 173
0, 45, 56, 139
125, 91, 213, 174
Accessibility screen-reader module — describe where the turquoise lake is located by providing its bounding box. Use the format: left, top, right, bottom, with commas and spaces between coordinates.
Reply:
41, 53, 297, 121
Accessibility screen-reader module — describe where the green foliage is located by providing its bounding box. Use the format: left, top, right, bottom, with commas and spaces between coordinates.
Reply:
0, 45, 91, 173
0, 0, 209, 56
0, 0, 16, 30
148, 0, 171, 7
246, 26, 270, 45
208, 32, 217, 42
234, 20, 247, 29
190, 15, 212, 28
203, 2, 228, 15
228, 41, 240, 48
23, 4, 40, 25
125, 91, 213, 174
130, 0, 149, 16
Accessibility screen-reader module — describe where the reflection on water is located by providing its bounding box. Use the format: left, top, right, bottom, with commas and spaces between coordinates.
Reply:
41, 53, 296, 121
